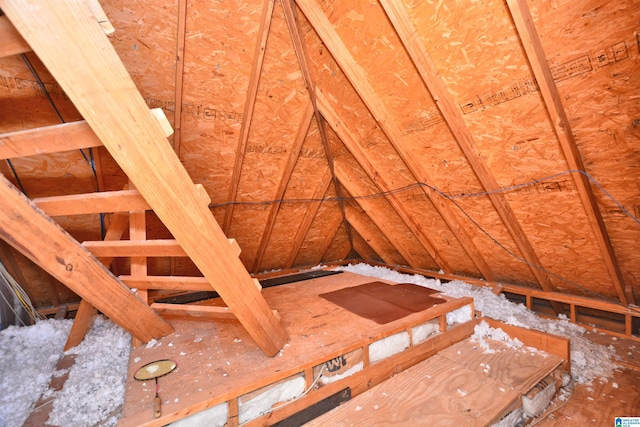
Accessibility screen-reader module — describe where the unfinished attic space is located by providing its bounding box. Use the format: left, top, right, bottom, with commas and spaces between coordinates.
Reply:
0, 0, 639, 425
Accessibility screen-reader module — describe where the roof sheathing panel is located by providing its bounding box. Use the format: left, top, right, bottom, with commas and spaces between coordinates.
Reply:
530, 0, 640, 298
400, 0, 619, 295
298, 8, 482, 276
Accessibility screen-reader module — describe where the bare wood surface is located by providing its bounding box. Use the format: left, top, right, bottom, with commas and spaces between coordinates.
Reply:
506, 0, 629, 306
0, 174, 173, 341
224, 0, 276, 234
120, 271, 474, 427
1, 0, 287, 355
0, 16, 30, 58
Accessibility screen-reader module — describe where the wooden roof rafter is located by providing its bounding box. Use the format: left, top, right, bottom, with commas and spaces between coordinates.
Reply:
314, 211, 345, 265
296, 0, 497, 280
344, 201, 405, 265
506, 0, 632, 306
378, 0, 560, 299
223, 0, 276, 234
251, 100, 315, 273
282, 0, 354, 251
334, 161, 420, 267
317, 90, 450, 272
171, 0, 188, 154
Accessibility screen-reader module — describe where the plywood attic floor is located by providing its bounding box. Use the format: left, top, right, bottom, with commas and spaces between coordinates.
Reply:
5, 267, 639, 426
305, 338, 564, 426
120, 271, 475, 426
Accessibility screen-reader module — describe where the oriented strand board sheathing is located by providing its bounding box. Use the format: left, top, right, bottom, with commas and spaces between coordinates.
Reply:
299, 12, 482, 276
396, 0, 618, 294
528, 0, 640, 297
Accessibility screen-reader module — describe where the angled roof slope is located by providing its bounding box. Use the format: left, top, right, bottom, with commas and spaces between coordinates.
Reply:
0, 0, 638, 310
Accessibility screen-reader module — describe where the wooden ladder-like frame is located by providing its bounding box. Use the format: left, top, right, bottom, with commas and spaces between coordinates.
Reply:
0, 0, 288, 356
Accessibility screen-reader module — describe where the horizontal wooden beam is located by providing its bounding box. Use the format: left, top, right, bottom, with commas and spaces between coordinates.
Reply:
0, 174, 173, 342
119, 275, 214, 292
0, 108, 173, 160
84, 240, 187, 257
34, 189, 150, 215
0, 16, 30, 58
151, 302, 236, 320
33, 185, 211, 217
83, 239, 241, 258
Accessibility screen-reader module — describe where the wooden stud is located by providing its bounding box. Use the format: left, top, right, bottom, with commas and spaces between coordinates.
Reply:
252, 101, 314, 273
1, 0, 287, 355
506, 0, 631, 306
64, 299, 97, 350
0, 16, 30, 58
224, 0, 276, 234
377, 0, 558, 298
0, 174, 173, 341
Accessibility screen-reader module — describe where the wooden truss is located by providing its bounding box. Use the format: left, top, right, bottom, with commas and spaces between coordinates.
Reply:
0, 0, 288, 356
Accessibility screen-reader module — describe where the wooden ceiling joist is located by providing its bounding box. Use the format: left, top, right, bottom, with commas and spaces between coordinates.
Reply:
252, 100, 315, 273
296, 0, 503, 281
2, 0, 287, 355
506, 0, 631, 306
0, 174, 173, 342
223, 0, 276, 234
378, 0, 558, 296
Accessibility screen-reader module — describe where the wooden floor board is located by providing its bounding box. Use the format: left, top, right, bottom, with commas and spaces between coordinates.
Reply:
120, 271, 472, 426
304, 354, 521, 426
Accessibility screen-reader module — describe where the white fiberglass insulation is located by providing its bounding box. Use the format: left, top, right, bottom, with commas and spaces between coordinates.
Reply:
0, 263, 622, 426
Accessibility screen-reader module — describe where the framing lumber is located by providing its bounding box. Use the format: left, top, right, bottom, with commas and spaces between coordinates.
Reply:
335, 162, 420, 267
505, 0, 631, 306
296, 0, 500, 278
1, 0, 287, 356
0, 16, 30, 58
285, 168, 332, 268
378, 0, 558, 296
151, 302, 236, 320
223, 0, 276, 234
345, 204, 403, 265
0, 108, 173, 160
64, 299, 97, 350
33, 184, 210, 217
252, 101, 314, 273
119, 275, 213, 292
282, 0, 354, 249
0, 121, 102, 159
318, 91, 452, 273
0, 174, 173, 341
171, 0, 188, 154
83, 239, 240, 258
